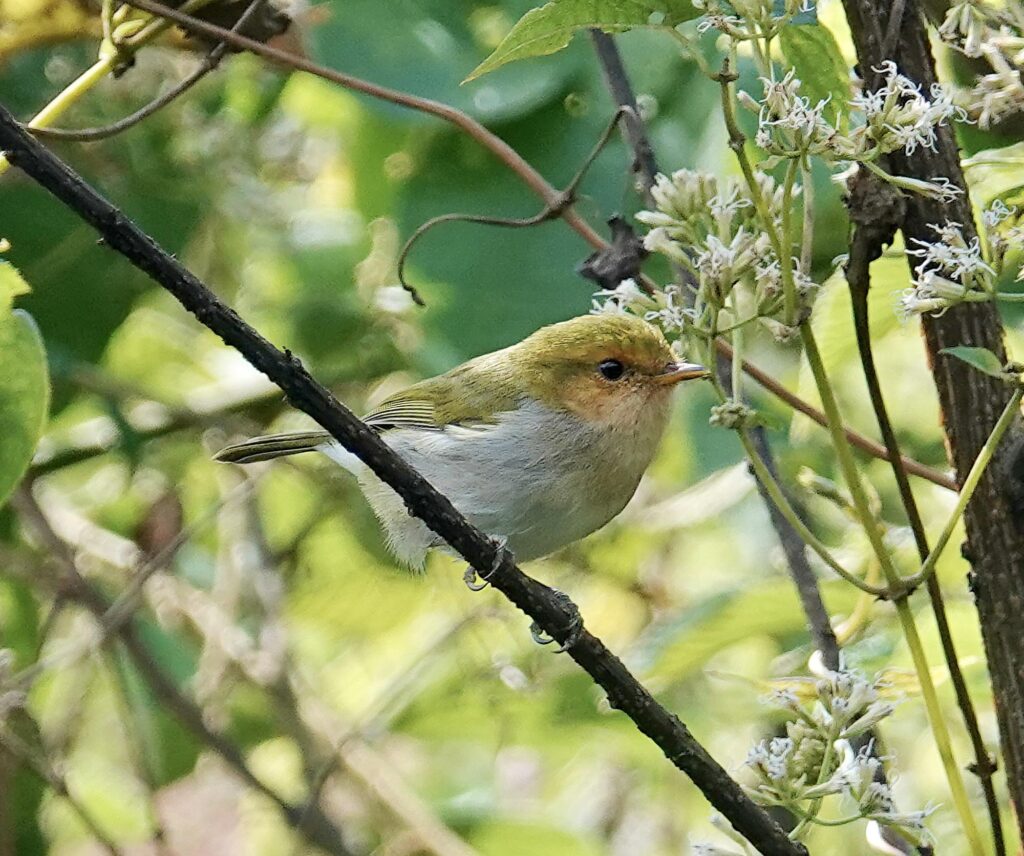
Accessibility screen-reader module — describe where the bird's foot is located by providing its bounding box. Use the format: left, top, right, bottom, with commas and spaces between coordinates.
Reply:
530, 588, 584, 653
463, 538, 511, 592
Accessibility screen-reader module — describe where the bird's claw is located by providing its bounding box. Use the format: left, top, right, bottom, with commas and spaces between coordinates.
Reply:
529, 588, 583, 653
463, 566, 490, 591
463, 538, 511, 592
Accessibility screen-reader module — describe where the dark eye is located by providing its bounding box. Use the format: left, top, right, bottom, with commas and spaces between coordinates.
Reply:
598, 359, 625, 381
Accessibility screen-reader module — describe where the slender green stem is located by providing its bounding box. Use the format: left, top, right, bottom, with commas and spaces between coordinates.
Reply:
0, 0, 218, 177
780, 158, 800, 325
789, 735, 837, 840
904, 387, 1023, 589
731, 325, 743, 402
717, 59, 780, 245
860, 159, 951, 200
663, 27, 715, 77
716, 57, 800, 327
799, 157, 814, 276
800, 323, 985, 856
715, 314, 763, 336
734, 427, 885, 596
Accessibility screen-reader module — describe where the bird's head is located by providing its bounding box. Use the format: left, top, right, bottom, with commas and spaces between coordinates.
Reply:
508, 314, 708, 425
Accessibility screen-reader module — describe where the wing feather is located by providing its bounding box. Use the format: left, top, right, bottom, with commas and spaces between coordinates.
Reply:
362, 397, 439, 431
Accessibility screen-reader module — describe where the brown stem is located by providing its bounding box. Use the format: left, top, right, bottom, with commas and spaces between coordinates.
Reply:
842, 0, 1024, 842
29, 0, 269, 142
715, 340, 956, 490
846, 175, 1004, 855
588, 29, 659, 202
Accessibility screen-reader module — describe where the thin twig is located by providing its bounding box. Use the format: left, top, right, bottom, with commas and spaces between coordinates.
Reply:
588, 29, 659, 202
11, 486, 356, 856
715, 340, 955, 491
882, 0, 909, 60
0, 723, 123, 856
119, 0, 608, 250
396, 106, 633, 304
0, 105, 805, 856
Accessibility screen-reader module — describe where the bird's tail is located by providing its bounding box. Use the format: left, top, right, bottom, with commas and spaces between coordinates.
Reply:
214, 431, 333, 464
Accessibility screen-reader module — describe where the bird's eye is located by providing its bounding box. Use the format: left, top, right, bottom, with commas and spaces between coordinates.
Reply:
598, 359, 625, 381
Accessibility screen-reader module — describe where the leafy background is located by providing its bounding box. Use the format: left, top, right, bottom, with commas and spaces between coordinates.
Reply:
0, 0, 1021, 853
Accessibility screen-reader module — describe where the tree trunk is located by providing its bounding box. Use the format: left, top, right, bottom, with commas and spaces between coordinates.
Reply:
841, 0, 1024, 834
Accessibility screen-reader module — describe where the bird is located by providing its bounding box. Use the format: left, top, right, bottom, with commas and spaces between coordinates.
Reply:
215, 313, 707, 571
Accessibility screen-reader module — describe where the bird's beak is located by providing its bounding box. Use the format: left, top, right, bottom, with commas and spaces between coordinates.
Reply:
654, 361, 710, 385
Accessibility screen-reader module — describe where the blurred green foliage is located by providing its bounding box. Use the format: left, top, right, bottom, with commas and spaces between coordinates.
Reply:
0, 1, 1021, 854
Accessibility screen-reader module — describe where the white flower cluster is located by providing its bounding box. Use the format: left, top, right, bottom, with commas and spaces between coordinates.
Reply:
901, 221, 995, 317
745, 670, 931, 841
983, 200, 1024, 276
693, 0, 814, 38
634, 169, 810, 338
750, 63, 966, 165
853, 62, 969, 156
753, 70, 841, 158
589, 278, 699, 337
938, 2, 1024, 128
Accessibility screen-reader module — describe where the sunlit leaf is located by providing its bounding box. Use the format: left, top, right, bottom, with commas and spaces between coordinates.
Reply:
779, 22, 850, 128
0, 309, 49, 508
0, 256, 30, 313
941, 345, 1007, 378
465, 0, 699, 81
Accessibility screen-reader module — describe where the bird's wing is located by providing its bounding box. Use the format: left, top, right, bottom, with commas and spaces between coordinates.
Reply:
362, 362, 518, 432
362, 395, 439, 432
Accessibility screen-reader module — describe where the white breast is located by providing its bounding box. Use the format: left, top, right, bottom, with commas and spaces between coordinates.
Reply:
321, 398, 668, 570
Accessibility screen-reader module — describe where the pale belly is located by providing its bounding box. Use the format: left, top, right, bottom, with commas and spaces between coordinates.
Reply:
332, 399, 667, 570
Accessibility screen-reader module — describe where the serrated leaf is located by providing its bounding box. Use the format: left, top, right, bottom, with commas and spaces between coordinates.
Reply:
780, 23, 850, 129
941, 346, 1006, 378
465, 0, 698, 82
0, 310, 49, 508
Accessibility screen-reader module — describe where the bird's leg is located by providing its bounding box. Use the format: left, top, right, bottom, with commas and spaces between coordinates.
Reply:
463, 537, 511, 591
530, 588, 584, 653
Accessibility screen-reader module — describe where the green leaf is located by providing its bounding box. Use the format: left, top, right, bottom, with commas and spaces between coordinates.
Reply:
465, 0, 698, 81
941, 346, 1007, 378
307, 0, 584, 124
0, 258, 30, 314
0, 310, 49, 508
779, 23, 850, 129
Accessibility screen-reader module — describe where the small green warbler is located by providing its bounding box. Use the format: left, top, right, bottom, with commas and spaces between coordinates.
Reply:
216, 314, 707, 569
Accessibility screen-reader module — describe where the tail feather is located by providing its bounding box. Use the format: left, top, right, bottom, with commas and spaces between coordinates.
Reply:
215, 430, 332, 464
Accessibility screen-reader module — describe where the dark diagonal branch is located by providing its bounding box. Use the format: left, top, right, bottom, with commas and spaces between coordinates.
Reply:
747, 427, 840, 669
0, 106, 805, 856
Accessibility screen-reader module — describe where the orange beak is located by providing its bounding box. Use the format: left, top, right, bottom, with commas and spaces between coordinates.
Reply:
654, 361, 710, 385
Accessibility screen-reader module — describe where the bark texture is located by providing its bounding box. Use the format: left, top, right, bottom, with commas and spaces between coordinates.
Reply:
841, 0, 1024, 830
